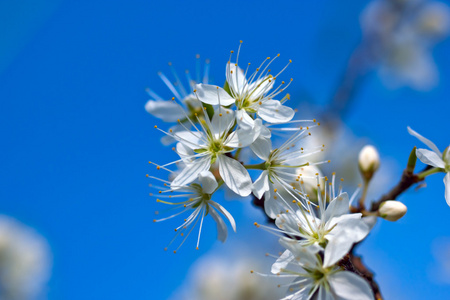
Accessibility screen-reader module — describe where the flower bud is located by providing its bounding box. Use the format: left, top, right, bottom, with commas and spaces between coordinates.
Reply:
358, 145, 380, 181
378, 200, 407, 221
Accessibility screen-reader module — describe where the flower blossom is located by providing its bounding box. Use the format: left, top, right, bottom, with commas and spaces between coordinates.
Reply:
195, 42, 295, 131
262, 239, 374, 300
256, 174, 370, 268
154, 103, 260, 196
408, 126, 450, 206
250, 127, 328, 218
151, 170, 236, 252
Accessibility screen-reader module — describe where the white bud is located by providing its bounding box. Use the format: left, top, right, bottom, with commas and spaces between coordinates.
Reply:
378, 200, 407, 221
358, 145, 380, 180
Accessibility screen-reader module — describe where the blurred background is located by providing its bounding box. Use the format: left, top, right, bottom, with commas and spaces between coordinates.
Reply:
0, 0, 449, 299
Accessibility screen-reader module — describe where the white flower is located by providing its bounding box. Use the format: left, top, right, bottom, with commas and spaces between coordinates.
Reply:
250, 128, 326, 218
267, 240, 374, 300
154, 104, 259, 196
151, 170, 236, 252
408, 126, 450, 206
257, 174, 370, 268
378, 200, 407, 221
0, 215, 51, 300
195, 43, 295, 130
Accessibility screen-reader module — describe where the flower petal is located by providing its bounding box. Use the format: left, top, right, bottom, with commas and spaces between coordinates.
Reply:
322, 192, 350, 223
329, 271, 374, 300
407, 126, 442, 156
258, 100, 295, 123
198, 170, 218, 194
225, 121, 261, 148
226, 63, 247, 96
171, 155, 211, 189
445, 173, 450, 207
317, 285, 334, 300
416, 148, 445, 168
235, 109, 255, 131
173, 130, 206, 149
271, 249, 294, 274
209, 207, 228, 242
209, 200, 236, 232
195, 84, 235, 106
252, 171, 270, 199
145, 100, 185, 122
250, 136, 272, 160
211, 107, 235, 137
218, 154, 252, 196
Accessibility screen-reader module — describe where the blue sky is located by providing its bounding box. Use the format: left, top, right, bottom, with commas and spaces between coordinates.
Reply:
0, 0, 449, 299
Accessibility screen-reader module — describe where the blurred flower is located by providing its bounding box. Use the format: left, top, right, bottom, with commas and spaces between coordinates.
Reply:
361, 0, 450, 90
170, 250, 284, 300
408, 126, 450, 206
0, 215, 51, 300
428, 237, 450, 285
145, 57, 210, 145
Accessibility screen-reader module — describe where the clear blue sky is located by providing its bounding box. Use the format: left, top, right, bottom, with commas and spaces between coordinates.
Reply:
0, 0, 449, 299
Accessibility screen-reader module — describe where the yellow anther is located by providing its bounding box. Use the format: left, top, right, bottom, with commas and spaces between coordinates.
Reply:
154, 125, 157, 128
219, 113, 222, 116
153, 219, 156, 222
146, 174, 149, 177
274, 188, 278, 192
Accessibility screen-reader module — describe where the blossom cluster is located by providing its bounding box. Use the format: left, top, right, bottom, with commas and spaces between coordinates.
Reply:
144, 44, 386, 299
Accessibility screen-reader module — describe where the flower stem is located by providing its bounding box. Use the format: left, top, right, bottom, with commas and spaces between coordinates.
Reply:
358, 180, 369, 210
244, 162, 266, 170
417, 167, 443, 179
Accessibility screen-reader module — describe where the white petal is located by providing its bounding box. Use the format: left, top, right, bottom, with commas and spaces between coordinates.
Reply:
317, 285, 334, 300
145, 100, 185, 122
258, 100, 295, 123
235, 109, 255, 131
322, 192, 350, 223
173, 130, 206, 149
209, 200, 236, 232
445, 173, 450, 207
209, 207, 228, 242
225, 122, 261, 148
264, 190, 280, 218
281, 278, 314, 300
324, 232, 355, 268
211, 107, 235, 137
176, 142, 195, 164
226, 63, 247, 95
195, 84, 235, 106
271, 249, 294, 274
198, 170, 218, 194
329, 271, 374, 300
324, 216, 370, 268
260, 123, 272, 138
250, 136, 272, 160
171, 155, 211, 188
416, 148, 445, 168
279, 238, 319, 267
407, 126, 442, 156
218, 155, 252, 196
252, 171, 270, 199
